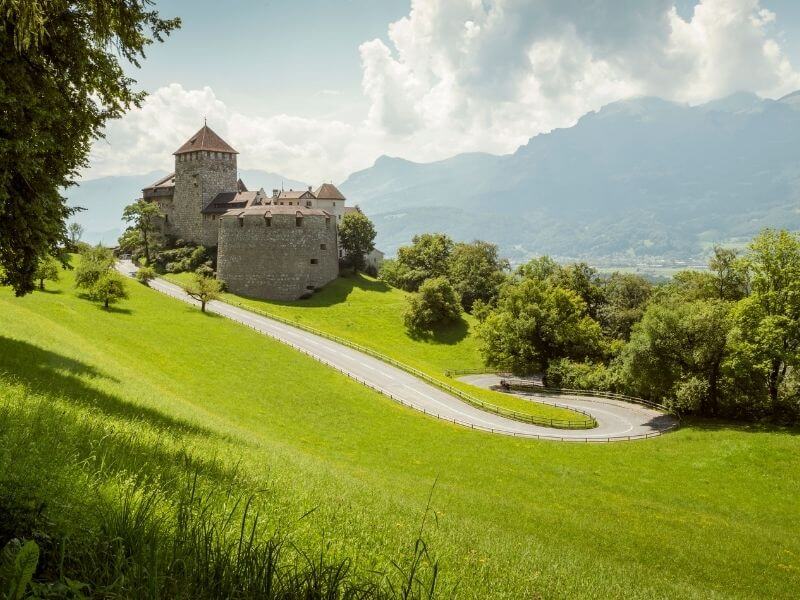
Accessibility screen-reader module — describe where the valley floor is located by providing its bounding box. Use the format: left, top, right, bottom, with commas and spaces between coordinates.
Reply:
1, 267, 799, 598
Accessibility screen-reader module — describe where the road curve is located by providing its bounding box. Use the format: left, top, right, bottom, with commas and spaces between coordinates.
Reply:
117, 262, 677, 441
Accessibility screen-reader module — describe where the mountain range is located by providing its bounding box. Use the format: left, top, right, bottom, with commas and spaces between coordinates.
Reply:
342, 90, 800, 263
68, 91, 800, 264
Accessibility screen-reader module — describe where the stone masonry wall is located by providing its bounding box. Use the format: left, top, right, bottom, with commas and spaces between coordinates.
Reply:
172, 151, 237, 246
217, 213, 338, 300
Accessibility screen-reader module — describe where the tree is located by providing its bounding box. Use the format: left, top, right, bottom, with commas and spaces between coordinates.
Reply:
728, 229, 800, 405
338, 210, 376, 272
598, 273, 653, 340
516, 256, 561, 282
0, 2, 178, 296
67, 222, 84, 248
388, 233, 454, 291
551, 262, 605, 319
403, 277, 461, 333
477, 278, 604, 378
447, 241, 508, 312
708, 246, 749, 301
122, 199, 161, 262
620, 299, 732, 415
75, 246, 114, 290
186, 272, 223, 313
89, 271, 128, 309
33, 255, 60, 291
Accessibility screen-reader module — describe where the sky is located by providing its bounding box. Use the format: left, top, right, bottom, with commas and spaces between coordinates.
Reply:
86, 0, 800, 184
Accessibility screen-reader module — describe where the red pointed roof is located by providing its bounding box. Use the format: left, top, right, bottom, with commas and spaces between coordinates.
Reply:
314, 183, 345, 200
174, 124, 238, 155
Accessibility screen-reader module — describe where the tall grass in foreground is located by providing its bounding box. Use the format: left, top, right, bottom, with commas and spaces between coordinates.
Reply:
0, 383, 441, 599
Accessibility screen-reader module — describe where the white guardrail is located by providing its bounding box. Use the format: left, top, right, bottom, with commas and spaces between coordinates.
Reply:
137, 272, 680, 442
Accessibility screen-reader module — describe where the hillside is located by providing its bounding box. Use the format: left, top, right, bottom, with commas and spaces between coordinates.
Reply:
2, 266, 800, 597
342, 92, 800, 262
162, 271, 583, 422
66, 169, 306, 244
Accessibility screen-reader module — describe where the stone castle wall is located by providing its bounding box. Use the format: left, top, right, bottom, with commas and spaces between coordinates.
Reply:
171, 151, 237, 246
217, 212, 339, 300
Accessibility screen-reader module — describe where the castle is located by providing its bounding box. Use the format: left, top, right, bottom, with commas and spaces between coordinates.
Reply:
142, 124, 378, 300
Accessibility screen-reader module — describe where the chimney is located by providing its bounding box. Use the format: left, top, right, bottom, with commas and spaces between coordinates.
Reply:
308, 185, 312, 192
272, 189, 279, 198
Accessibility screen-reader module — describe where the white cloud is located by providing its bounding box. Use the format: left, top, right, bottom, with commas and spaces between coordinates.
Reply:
87, 0, 800, 182
358, 0, 800, 156
86, 84, 365, 183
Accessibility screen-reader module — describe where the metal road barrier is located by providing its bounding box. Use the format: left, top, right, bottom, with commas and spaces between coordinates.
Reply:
216, 298, 597, 430
129, 271, 680, 440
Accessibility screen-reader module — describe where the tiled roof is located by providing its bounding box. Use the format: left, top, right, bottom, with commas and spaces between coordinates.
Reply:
202, 190, 265, 214
221, 206, 332, 218
174, 125, 238, 155
143, 172, 175, 191
277, 189, 314, 200
237, 179, 248, 192
314, 183, 345, 200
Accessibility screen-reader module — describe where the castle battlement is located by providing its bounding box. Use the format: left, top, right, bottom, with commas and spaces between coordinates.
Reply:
142, 124, 345, 300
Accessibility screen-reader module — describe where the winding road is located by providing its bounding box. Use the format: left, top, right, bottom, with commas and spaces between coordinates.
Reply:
117, 261, 678, 441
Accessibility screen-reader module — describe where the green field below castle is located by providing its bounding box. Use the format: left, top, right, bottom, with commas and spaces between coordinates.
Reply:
163, 271, 584, 423
1, 266, 799, 598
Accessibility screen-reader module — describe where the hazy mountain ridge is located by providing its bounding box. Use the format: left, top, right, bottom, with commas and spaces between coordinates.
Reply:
343, 91, 800, 262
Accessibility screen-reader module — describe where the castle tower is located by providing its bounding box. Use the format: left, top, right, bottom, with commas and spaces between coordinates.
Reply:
171, 124, 238, 246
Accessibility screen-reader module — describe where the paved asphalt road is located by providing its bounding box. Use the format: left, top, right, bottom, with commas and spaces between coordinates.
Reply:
117, 261, 677, 441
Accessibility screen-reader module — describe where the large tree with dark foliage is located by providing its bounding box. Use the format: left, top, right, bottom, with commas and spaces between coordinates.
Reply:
0, 1, 179, 296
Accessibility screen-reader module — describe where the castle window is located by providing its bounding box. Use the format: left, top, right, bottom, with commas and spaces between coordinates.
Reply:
295, 216, 303, 227
306, 201, 312, 207
325, 217, 331, 227
333, 202, 336, 207
265, 217, 272, 227
320, 243, 326, 250
238, 217, 244, 227
310, 259, 319, 265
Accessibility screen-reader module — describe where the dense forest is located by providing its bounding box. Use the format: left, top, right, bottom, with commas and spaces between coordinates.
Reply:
381, 229, 800, 423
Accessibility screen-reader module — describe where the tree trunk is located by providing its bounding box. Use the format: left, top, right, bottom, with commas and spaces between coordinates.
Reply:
104, 297, 109, 309
38, 279, 44, 290
201, 299, 206, 313
142, 227, 150, 263
708, 362, 720, 417
769, 360, 781, 404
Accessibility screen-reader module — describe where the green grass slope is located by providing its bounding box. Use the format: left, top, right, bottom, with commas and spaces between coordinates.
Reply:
164, 272, 583, 423
1, 269, 799, 598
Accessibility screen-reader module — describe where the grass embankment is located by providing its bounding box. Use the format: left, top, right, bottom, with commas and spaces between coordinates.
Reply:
164, 272, 585, 424
2, 268, 799, 598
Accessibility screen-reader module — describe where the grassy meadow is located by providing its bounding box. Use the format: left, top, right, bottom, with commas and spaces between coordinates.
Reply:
1, 266, 799, 598
163, 271, 582, 423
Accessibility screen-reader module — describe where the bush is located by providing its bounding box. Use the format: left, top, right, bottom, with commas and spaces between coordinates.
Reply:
136, 266, 156, 285
669, 377, 709, 415
403, 277, 461, 334
545, 359, 618, 391
154, 243, 211, 274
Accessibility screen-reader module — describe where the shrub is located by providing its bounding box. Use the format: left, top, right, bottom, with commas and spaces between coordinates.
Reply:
154, 243, 210, 274
403, 277, 461, 333
136, 266, 156, 285
546, 358, 617, 391
669, 377, 709, 415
